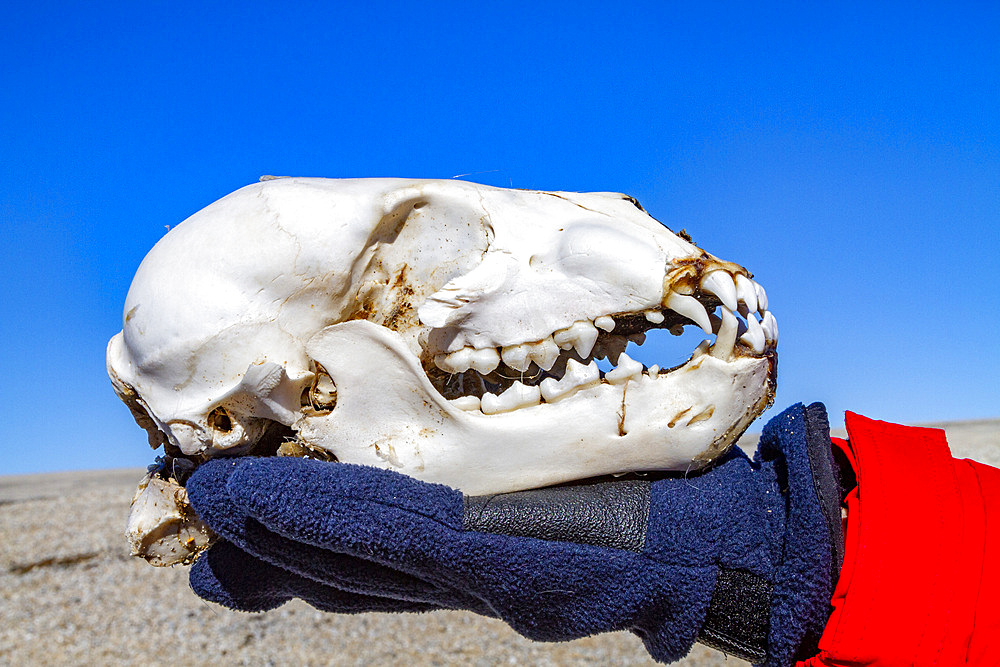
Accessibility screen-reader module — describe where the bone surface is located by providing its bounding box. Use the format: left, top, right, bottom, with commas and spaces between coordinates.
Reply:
108, 177, 777, 533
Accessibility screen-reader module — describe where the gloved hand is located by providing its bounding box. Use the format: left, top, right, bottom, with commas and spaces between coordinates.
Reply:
186, 403, 843, 666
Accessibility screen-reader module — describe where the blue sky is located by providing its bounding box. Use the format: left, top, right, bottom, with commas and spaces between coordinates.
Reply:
2, 3, 998, 475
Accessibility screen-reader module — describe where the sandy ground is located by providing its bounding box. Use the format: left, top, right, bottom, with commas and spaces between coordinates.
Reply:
2, 419, 996, 666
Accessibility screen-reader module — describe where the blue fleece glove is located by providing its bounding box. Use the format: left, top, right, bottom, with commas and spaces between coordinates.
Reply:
186, 403, 842, 666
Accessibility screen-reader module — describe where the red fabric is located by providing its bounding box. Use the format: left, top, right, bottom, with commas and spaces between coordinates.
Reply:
798, 412, 1000, 666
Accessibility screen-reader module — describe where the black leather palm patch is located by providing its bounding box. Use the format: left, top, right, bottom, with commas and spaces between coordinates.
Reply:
463, 479, 651, 552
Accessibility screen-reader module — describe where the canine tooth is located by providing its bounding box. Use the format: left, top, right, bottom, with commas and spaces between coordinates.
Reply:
710, 307, 738, 360
450, 395, 482, 411
526, 338, 560, 371
735, 274, 758, 314
761, 311, 778, 343
606, 352, 643, 384
594, 315, 616, 332
754, 281, 769, 312
739, 316, 765, 353
666, 292, 712, 334
434, 347, 474, 373
469, 347, 501, 374
701, 271, 739, 311
482, 381, 540, 414
553, 320, 599, 358
644, 309, 665, 324
501, 343, 532, 372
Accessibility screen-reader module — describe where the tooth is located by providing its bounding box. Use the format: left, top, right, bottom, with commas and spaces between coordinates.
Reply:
553, 320, 599, 358
526, 338, 560, 371
606, 352, 643, 384
701, 271, 739, 311
739, 316, 765, 353
481, 381, 540, 414
469, 347, 500, 374
761, 311, 778, 343
450, 395, 482, 411
501, 344, 532, 372
711, 307, 738, 360
735, 274, 758, 313
434, 347, 474, 373
644, 309, 665, 324
594, 315, 616, 332
542, 358, 601, 402
647, 365, 660, 376
754, 281, 769, 312
693, 340, 711, 357
666, 292, 712, 334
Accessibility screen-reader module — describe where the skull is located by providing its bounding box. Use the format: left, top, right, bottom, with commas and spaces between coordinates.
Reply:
109, 178, 776, 562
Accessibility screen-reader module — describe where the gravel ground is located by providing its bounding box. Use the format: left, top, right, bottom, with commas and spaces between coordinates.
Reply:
2, 419, 996, 666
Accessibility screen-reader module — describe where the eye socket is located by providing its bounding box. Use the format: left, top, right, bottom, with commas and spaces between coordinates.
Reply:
207, 406, 233, 433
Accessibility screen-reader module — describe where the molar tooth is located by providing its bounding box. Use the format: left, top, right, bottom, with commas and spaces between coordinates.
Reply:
553, 320, 599, 358
666, 292, 712, 334
605, 352, 643, 384
735, 274, 758, 313
644, 309, 665, 324
434, 347, 474, 374
482, 381, 540, 414
761, 311, 778, 343
450, 395, 482, 411
501, 343, 532, 372
710, 307, 738, 360
701, 271, 739, 311
541, 358, 602, 402
469, 347, 500, 374
739, 316, 766, 353
594, 315, 616, 332
526, 338, 560, 371
754, 281, 769, 312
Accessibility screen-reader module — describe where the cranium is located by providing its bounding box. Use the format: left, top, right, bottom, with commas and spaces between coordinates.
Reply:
109, 177, 776, 563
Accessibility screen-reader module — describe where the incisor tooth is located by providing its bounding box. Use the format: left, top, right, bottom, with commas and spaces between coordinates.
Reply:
761, 311, 778, 343
501, 344, 532, 372
469, 347, 500, 374
754, 281, 769, 312
734, 274, 758, 314
702, 271, 739, 311
594, 315, 616, 332
481, 381, 540, 414
666, 292, 712, 334
711, 307, 738, 360
739, 316, 765, 353
553, 320, 599, 358
606, 352, 643, 384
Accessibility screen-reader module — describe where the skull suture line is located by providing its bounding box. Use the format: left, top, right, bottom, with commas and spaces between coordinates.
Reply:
108, 178, 777, 564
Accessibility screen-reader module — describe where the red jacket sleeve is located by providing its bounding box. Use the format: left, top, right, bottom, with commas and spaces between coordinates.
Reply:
799, 412, 1000, 666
